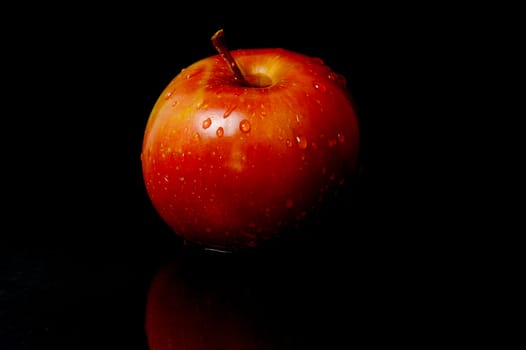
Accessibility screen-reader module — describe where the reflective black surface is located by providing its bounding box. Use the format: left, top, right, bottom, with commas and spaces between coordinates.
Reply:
1, 4, 458, 349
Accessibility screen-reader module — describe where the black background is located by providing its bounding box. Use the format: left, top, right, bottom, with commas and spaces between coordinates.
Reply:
1, 3, 470, 349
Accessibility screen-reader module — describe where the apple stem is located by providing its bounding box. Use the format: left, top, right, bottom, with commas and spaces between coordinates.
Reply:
211, 29, 249, 86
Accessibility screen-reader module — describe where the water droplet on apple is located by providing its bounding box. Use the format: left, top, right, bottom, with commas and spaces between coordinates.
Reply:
295, 114, 302, 127
338, 132, 345, 143
185, 70, 199, 80
239, 119, 251, 133
223, 104, 237, 118
296, 135, 308, 149
285, 139, 293, 147
192, 132, 200, 141
202, 117, 212, 129
327, 72, 347, 87
313, 81, 327, 92
216, 127, 224, 137
285, 198, 294, 209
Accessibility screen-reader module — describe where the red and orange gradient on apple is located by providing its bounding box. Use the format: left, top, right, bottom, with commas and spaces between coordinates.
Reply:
141, 29, 360, 251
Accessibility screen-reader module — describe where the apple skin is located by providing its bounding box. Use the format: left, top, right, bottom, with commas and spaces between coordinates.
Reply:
141, 47, 360, 251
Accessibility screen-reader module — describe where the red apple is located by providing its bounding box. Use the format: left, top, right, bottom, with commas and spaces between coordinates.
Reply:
141, 29, 360, 251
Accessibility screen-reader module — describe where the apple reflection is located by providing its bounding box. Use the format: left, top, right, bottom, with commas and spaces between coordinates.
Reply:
144, 241, 353, 349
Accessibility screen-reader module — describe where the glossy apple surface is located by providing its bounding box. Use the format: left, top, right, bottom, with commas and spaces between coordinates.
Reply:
141, 41, 360, 251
